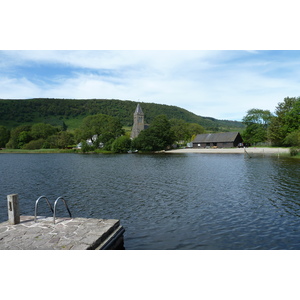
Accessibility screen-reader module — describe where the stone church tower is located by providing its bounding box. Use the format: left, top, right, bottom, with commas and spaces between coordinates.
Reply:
130, 104, 145, 139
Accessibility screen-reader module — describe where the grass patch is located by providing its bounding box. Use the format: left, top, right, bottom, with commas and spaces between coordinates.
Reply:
0, 148, 78, 154
0, 148, 116, 154
63, 116, 87, 130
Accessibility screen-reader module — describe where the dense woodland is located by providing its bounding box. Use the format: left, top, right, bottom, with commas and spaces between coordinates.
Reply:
0, 98, 244, 131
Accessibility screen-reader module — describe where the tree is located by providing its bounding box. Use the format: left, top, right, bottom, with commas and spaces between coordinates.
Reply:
23, 139, 45, 150
54, 131, 74, 149
284, 130, 300, 147
132, 115, 175, 151
284, 99, 300, 132
111, 135, 132, 153
79, 114, 125, 146
169, 119, 190, 143
284, 130, 300, 156
242, 108, 273, 144
268, 116, 284, 146
80, 140, 94, 153
0, 126, 10, 147
6, 125, 32, 149
269, 97, 300, 146
31, 123, 57, 140
169, 119, 205, 144
187, 123, 205, 137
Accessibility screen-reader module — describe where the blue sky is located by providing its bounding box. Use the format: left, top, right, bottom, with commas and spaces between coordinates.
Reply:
1, 1, 300, 121
1, 50, 300, 121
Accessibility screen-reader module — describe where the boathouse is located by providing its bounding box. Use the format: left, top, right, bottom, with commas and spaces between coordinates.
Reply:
192, 132, 243, 148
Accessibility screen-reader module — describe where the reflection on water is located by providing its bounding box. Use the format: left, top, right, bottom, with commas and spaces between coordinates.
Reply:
1, 153, 300, 249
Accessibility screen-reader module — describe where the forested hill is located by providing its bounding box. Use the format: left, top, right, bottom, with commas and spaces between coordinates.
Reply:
0, 98, 244, 132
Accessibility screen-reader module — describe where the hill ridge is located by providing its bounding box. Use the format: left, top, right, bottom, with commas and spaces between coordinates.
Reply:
0, 98, 244, 132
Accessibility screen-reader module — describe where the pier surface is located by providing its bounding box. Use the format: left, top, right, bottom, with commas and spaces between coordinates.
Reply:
0, 216, 124, 250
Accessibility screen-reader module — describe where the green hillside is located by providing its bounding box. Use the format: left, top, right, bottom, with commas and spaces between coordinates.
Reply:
0, 98, 244, 132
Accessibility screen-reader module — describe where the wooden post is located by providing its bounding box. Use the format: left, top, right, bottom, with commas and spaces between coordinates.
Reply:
7, 194, 20, 225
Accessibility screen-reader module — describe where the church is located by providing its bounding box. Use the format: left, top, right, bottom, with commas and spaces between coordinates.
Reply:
130, 104, 148, 139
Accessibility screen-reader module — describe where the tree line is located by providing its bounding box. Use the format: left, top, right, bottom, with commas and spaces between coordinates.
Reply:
1, 123, 73, 150
242, 96, 300, 155
0, 114, 205, 152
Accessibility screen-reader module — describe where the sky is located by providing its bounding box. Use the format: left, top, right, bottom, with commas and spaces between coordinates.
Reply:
1, 1, 300, 122
1, 50, 300, 121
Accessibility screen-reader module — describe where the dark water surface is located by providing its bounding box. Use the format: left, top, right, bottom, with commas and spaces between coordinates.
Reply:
1, 152, 300, 249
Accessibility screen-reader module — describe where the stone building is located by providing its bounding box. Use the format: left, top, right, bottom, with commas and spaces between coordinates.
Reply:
130, 104, 146, 139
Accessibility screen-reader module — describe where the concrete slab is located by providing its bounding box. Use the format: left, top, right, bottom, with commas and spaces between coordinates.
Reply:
0, 216, 124, 250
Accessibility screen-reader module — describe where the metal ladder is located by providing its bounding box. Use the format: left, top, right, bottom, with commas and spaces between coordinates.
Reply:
34, 196, 72, 224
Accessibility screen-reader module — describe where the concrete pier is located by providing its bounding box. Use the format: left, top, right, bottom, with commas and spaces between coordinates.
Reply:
0, 215, 125, 250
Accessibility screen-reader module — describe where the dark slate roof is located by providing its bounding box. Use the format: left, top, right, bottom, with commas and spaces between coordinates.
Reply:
193, 132, 241, 143
135, 104, 144, 114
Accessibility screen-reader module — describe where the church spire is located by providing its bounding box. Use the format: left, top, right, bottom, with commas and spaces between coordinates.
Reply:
130, 104, 145, 139
135, 103, 143, 114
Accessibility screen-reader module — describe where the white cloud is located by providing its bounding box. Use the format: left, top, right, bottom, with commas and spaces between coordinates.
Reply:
1, 50, 300, 120
1, 50, 216, 77
0, 77, 42, 99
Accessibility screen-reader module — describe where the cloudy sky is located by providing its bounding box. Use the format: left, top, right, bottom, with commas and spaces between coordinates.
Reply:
1, 1, 300, 121
1, 50, 300, 120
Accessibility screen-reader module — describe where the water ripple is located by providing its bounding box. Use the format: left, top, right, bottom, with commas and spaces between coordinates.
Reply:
1, 153, 300, 249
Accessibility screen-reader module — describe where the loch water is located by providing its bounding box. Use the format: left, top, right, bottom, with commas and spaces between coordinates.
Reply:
1, 152, 300, 250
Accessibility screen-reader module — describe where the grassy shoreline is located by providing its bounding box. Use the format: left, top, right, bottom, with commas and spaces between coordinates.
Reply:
0, 148, 114, 154
0, 148, 78, 154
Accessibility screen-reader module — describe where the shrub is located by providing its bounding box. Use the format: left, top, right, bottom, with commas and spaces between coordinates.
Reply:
284, 130, 300, 147
80, 140, 95, 153
23, 139, 45, 150
111, 136, 132, 153
290, 147, 300, 156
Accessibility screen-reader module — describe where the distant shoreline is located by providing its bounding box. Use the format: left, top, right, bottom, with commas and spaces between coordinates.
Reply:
166, 147, 290, 155
0, 147, 291, 155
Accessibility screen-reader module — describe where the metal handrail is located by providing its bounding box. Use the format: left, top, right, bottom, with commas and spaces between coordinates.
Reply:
53, 196, 72, 224
34, 195, 54, 222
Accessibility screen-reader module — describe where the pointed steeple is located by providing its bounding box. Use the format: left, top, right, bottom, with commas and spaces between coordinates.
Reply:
135, 103, 143, 114
130, 104, 145, 139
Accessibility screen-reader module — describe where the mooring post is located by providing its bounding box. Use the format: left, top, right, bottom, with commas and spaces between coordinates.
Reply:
7, 194, 20, 225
